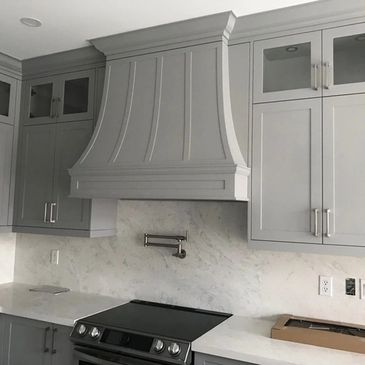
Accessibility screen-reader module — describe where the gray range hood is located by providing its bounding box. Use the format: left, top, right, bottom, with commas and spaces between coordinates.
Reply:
69, 12, 250, 201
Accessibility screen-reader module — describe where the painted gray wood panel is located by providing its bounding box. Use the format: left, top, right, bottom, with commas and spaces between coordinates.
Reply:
50, 325, 73, 365
2, 315, 51, 365
253, 32, 322, 103
0, 73, 17, 125
195, 352, 256, 365
251, 99, 322, 243
323, 94, 365, 246
52, 120, 93, 230
229, 43, 250, 164
14, 124, 56, 228
0, 123, 14, 227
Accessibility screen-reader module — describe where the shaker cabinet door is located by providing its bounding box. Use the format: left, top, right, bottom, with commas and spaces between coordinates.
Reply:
50, 325, 73, 365
14, 124, 56, 228
251, 99, 322, 243
253, 31, 322, 102
51, 120, 93, 230
2, 315, 51, 365
323, 94, 365, 246
0, 123, 14, 226
323, 23, 365, 96
0, 73, 17, 125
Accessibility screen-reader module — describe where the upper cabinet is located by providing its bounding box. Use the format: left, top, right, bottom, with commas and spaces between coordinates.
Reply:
254, 23, 365, 102
0, 72, 17, 125
23, 70, 95, 125
323, 23, 365, 96
253, 31, 322, 102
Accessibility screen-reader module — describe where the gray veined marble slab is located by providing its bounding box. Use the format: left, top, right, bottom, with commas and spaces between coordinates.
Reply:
192, 316, 365, 365
0, 282, 126, 326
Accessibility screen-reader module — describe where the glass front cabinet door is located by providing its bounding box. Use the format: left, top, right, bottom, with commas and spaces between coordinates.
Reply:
253, 31, 322, 102
0, 73, 17, 125
323, 23, 365, 96
24, 70, 95, 125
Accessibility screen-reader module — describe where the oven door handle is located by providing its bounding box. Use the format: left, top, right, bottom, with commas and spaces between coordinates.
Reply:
74, 348, 119, 365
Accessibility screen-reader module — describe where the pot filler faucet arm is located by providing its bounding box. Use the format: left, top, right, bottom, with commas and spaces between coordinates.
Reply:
144, 232, 188, 259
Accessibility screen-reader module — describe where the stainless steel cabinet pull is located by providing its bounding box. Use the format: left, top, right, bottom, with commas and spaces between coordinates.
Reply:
51, 327, 57, 354
50, 98, 56, 118
55, 97, 61, 119
43, 327, 50, 353
324, 62, 331, 89
50, 202, 57, 224
313, 208, 319, 237
43, 202, 49, 223
311, 64, 319, 91
326, 208, 331, 237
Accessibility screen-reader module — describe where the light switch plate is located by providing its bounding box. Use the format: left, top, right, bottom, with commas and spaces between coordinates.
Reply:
50, 249, 59, 265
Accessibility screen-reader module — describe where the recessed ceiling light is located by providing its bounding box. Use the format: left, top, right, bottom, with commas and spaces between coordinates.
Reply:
20, 17, 42, 27
286, 46, 298, 52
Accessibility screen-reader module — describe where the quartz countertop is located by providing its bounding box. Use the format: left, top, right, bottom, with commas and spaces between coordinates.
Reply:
0, 282, 125, 327
192, 315, 365, 365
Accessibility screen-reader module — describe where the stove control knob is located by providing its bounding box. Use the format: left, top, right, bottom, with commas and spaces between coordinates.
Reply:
154, 339, 165, 353
77, 324, 87, 336
89, 327, 101, 339
168, 342, 181, 357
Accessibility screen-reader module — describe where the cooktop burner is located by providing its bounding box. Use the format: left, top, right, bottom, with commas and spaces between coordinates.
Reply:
82, 300, 231, 341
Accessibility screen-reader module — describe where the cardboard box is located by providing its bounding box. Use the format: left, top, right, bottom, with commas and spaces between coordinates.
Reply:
271, 314, 365, 354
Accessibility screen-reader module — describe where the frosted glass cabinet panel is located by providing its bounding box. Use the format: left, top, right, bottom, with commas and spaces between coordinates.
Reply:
0, 73, 17, 125
254, 31, 321, 102
323, 23, 365, 96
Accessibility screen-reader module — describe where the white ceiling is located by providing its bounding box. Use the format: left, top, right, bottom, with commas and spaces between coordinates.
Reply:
1, 0, 317, 60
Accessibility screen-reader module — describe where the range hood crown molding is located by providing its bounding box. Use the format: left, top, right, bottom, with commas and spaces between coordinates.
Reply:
90, 11, 236, 59
70, 11, 250, 201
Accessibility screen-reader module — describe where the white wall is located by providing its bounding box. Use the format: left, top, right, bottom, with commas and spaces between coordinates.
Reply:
0, 233, 16, 283
13, 200, 365, 324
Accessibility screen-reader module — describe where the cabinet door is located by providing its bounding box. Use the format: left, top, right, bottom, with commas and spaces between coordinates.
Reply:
253, 31, 322, 102
24, 77, 59, 125
323, 94, 365, 246
14, 124, 56, 228
51, 325, 73, 365
323, 23, 365, 96
51, 120, 93, 230
251, 99, 322, 243
0, 123, 14, 226
2, 315, 51, 365
57, 70, 95, 123
0, 73, 17, 125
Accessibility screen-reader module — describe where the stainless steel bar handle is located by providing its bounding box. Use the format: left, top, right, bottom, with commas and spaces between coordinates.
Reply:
43, 327, 50, 353
326, 208, 331, 237
56, 97, 61, 119
50, 203, 56, 224
324, 62, 331, 89
313, 208, 319, 237
43, 202, 49, 223
311, 64, 319, 91
50, 98, 56, 118
51, 328, 57, 354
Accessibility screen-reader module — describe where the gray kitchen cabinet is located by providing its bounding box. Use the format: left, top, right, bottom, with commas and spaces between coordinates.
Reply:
1, 315, 72, 365
251, 99, 322, 243
323, 22, 365, 96
253, 31, 322, 103
195, 352, 256, 365
14, 120, 117, 237
323, 94, 365, 246
23, 70, 95, 126
0, 72, 17, 125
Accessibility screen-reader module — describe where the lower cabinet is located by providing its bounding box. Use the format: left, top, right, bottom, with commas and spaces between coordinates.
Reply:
1, 315, 72, 365
195, 352, 257, 365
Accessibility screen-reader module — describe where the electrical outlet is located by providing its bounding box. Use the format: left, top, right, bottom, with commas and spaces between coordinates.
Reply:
50, 249, 59, 265
360, 279, 365, 299
319, 275, 333, 296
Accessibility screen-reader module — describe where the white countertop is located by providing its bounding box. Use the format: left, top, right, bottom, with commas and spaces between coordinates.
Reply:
0, 282, 125, 327
192, 316, 365, 365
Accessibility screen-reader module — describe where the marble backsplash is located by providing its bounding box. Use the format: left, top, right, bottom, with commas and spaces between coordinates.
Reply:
0, 233, 16, 283
13, 201, 365, 324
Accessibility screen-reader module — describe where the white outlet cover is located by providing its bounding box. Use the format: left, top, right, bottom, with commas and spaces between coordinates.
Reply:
319, 275, 333, 297
50, 249, 59, 265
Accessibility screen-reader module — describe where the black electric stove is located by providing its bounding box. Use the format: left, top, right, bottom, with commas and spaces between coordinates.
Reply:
71, 300, 231, 365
